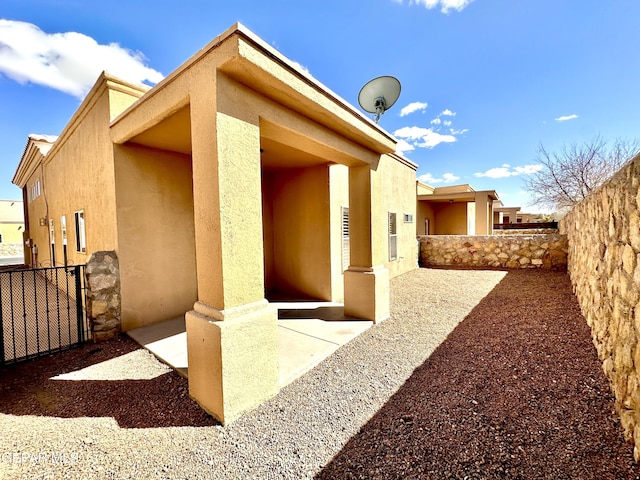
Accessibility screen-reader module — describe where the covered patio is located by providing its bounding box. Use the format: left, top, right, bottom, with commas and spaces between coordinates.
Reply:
127, 301, 372, 388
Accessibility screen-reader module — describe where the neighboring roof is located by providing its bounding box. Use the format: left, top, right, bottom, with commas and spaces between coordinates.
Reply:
418, 188, 500, 203
12, 134, 57, 187
416, 181, 435, 195
433, 184, 475, 194
494, 206, 522, 213
12, 73, 148, 188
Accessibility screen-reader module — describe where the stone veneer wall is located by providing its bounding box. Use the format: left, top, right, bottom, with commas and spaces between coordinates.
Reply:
559, 155, 640, 460
419, 234, 568, 270
85, 251, 121, 341
0, 243, 24, 258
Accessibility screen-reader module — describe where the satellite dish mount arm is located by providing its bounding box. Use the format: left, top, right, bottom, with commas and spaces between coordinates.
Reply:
374, 96, 387, 123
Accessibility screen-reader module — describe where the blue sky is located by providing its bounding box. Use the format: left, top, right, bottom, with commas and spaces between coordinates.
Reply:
1, 0, 639, 213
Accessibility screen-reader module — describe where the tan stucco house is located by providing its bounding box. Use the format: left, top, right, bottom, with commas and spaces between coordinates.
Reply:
416, 181, 498, 235
12, 23, 419, 423
493, 201, 537, 224
0, 199, 25, 245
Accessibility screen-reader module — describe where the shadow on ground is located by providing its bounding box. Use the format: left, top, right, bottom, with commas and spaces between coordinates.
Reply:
0, 336, 219, 428
316, 270, 640, 479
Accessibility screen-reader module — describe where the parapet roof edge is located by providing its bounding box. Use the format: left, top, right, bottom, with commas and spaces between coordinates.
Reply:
111, 22, 398, 148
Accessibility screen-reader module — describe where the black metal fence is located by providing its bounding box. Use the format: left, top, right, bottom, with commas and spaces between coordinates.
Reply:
493, 222, 558, 230
0, 265, 89, 365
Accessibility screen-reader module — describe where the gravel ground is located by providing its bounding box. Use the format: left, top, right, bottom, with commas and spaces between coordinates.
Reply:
1, 268, 639, 479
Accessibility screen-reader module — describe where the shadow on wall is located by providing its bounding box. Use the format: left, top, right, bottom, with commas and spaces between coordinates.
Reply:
316, 270, 640, 479
0, 336, 219, 429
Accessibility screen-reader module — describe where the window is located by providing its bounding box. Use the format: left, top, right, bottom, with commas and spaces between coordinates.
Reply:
49, 218, 56, 266
403, 213, 413, 223
27, 180, 41, 204
74, 210, 86, 253
388, 212, 397, 261
341, 207, 350, 272
61, 215, 68, 265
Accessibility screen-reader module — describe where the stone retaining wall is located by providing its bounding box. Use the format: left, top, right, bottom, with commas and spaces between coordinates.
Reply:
0, 243, 24, 258
560, 154, 640, 460
419, 234, 568, 270
85, 251, 121, 341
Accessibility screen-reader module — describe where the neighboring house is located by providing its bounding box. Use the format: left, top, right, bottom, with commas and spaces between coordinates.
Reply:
493, 201, 536, 224
12, 23, 418, 424
0, 199, 26, 263
416, 181, 499, 235
0, 199, 25, 244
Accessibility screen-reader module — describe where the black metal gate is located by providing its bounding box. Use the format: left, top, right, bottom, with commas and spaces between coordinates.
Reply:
0, 265, 89, 365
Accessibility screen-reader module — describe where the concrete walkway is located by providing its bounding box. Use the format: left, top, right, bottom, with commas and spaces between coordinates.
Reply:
127, 301, 372, 387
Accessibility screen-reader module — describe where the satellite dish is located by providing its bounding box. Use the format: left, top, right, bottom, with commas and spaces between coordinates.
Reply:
358, 76, 401, 123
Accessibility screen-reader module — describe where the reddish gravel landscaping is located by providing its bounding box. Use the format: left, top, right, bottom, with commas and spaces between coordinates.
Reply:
317, 270, 640, 479
1, 269, 639, 479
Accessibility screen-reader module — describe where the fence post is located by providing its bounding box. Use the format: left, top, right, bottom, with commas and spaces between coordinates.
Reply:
73, 265, 84, 343
85, 251, 121, 341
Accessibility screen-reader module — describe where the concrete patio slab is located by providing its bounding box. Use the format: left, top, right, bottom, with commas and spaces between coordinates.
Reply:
127, 302, 372, 387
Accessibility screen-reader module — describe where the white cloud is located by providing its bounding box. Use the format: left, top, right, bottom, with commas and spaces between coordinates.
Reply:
555, 114, 579, 122
395, 106, 466, 151
397, 0, 475, 13
394, 126, 457, 148
418, 172, 460, 184
289, 59, 311, 76
0, 19, 163, 98
442, 172, 460, 183
395, 138, 415, 154
474, 163, 543, 179
400, 101, 428, 117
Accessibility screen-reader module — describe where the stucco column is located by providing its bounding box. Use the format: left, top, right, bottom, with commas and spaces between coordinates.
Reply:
474, 192, 492, 235
186, 95, 278, 425
344, 164, 390, 322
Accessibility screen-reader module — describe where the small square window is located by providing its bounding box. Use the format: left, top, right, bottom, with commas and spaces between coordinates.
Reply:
403, 213, 413, 223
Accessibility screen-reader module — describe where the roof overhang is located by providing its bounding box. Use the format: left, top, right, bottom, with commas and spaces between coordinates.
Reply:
418, 190, 500, 203
110, 23, 399, 163
12, 134, 57, 187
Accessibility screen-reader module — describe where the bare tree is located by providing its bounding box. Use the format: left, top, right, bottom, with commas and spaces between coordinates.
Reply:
523, 136, 640, 211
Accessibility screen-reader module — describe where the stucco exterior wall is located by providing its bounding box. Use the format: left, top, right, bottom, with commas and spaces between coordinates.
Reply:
114, 144, 198, 331
379, 154, 418, 278
329, 164, 350, 301
434, 203, 468, 235
417, 201, 435, 235
419, 234, 568, 270
263, 165, 333, 301
0, 200, 25, 244
559, 154, 640, 460
0, 226, 23, 244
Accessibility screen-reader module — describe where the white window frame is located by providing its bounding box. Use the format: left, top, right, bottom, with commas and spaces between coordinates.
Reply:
403, 213, 414, 223
74, 210, 86, 254
388, 212, 397, 261
28, 180, 41, 204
